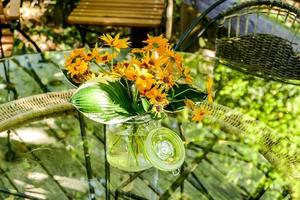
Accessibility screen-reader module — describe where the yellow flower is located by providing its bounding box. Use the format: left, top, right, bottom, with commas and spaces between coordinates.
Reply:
112, 61, 129, 77
65, 48, 86, 66
192, 106, 209, 122
70, 48, 85, 59
143, 34, 169, 54
140, 51, 166, 70
100, 33, 130, 52
72, 71, 95, 84
165, 46, 183, 71
131, 48, 145, 54
184, 99, 195, 110
85, 48, 100, 62
206, 76, 213, 103
97, 52, 114, 64
156, 67, 175, 90
135, 68, 156, 94
67, 58, 89, 77
183, 67, 193, 84
145, 86, 169, 106
124, 67, 138, 81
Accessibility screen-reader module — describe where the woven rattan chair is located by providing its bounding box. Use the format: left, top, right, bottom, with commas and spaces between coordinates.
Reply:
177, 0, 300, 85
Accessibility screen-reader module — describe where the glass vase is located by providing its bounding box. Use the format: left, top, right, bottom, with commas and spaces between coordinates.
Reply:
106, 119, 159, 172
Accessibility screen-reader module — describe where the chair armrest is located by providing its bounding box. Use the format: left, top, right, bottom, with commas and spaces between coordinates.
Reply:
4, 0, 20, 21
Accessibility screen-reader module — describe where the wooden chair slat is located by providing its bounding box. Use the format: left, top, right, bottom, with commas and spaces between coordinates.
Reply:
67, 16, 161, 27
1, 29, 13, 36
75, 2, 164, 9
1, 36, 14, 44
80, 0, 164, 3
71, 8, 163, 16
74, 6, 163, 13
70, 12, 162, 20
1, 44, 13, 57
71, 11, 161, 19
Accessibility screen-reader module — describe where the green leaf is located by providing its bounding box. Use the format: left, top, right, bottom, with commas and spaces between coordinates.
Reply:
166, 84, 207, 111
70, 78, 135, 124
141, 98, 150, 112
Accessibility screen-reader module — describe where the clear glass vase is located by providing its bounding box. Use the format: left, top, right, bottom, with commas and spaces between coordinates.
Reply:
107, 117, 186, 173
106, 119, 159, 172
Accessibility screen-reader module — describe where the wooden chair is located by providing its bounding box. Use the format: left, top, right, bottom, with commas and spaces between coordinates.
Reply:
0, 0, 20, 58
66, 0, 173, 40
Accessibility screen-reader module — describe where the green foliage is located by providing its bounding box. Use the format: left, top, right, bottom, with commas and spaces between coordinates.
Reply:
166, 84, 207, 111
71, 79, 134, 124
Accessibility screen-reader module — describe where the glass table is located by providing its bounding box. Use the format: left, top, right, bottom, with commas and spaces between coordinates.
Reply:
0, 51, 295, 199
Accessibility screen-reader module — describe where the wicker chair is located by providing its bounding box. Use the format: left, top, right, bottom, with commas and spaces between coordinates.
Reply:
177, 0, 300, 85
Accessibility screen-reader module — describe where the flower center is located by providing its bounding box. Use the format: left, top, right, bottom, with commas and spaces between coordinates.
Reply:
140, 75, 146, 80
163, 77, 170, 83
155, 96, 162, 102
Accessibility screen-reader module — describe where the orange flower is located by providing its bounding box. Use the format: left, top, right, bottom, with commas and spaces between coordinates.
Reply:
165, 46, 183, 71
65, 48, 86, 66
131, 48, 145, 54
66, 58, 89, 77
97, 52, 114, 64
145, 86, 169, 106
156, 67, 175, 90
112, 61, 129, 77
143, 34, 169, 54
124, 66, 138, 81
100, 33, 130, 52
135, 68, 156, 94
140, 51, 166, 70
72, 71, 95, 84
183, 67, 193, 84
85, 48, 100, 62
192, 106, 208, 122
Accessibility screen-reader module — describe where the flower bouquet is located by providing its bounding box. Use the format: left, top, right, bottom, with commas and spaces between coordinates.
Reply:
64, 34, 208, 172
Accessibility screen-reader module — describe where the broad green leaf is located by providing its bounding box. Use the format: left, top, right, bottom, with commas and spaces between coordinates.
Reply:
166, 84, 207, 111
70, 78, 135, 124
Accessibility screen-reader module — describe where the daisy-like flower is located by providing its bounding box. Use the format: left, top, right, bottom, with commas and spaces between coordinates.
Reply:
145, 86, 169, 106
124, 67, 137, 81
100, 33, 130, 52
65, 48, 86, 66
183, 67, 193, 84
131, 48, 145, 54
135, 68, 156, 94
165, 46, 183, 71
66, 58, 89, 77
143, 34, 169, 54
97, 51, 115, 65
72, 71, 95, 84
191, 106, 209, 122
156, 67, 175, 91
140, 51, 166, 70
112, 61, 128, 77
84, 48, 102, 62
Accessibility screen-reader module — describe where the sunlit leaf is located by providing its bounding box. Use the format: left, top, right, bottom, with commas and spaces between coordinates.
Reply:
70, 78, 135, 124
166, 84, 207, 111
